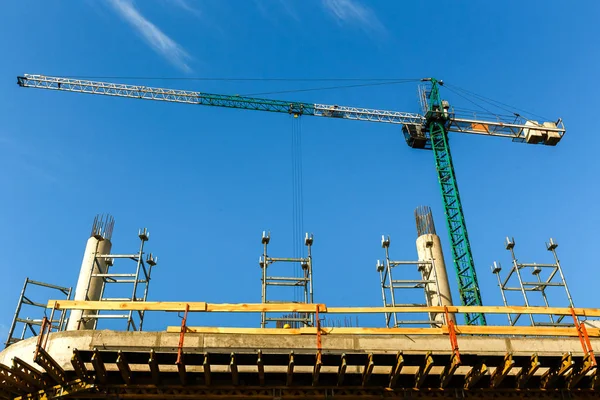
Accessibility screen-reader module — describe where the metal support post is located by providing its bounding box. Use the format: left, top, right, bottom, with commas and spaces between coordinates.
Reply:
259, 231, 314, 328
83, 226, 158, 331
5, 279, 71, 348
492, 237, 575, 327
377, 235, 441, 327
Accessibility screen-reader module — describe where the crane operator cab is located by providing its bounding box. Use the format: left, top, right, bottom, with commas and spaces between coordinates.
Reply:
402, 124, 429, 149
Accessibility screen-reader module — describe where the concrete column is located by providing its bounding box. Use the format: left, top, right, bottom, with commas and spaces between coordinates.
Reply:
416, 233, 455, 325
66, 236, 112, 330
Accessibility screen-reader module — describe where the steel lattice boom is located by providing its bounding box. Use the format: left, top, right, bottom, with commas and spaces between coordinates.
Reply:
16, 74, 567, 326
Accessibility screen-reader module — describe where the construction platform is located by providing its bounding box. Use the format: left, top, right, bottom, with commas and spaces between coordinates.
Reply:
1, 302, 600, 399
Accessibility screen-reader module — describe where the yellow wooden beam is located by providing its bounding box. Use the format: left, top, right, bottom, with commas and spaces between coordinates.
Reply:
47, 300, 208, 312
46, 300, 600, 319
327, 305, 600, 317
166, 326, 446, 335
166, 325, 600, 338
207, 303, 327, 313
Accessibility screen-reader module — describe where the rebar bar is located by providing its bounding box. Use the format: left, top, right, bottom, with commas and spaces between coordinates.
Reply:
415, 206, 436, 236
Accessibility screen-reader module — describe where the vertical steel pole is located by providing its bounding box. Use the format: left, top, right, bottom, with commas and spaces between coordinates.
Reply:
128, 236, 145, 331
139, 264, 154, 331
534, 271, 555, 324
494, 270, 513, 326
261, 239, 268, 328
5, 278, 29, 348
550, 247, 575, 308
509, 248, 535, 326
378, 266, 390, 327
384, 246, 398, 328
58, 287, 72, 332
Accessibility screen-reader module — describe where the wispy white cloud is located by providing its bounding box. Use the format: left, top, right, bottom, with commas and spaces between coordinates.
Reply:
321, 0, 385, 34
171, 0, 202, 18
107, 0, 193, 72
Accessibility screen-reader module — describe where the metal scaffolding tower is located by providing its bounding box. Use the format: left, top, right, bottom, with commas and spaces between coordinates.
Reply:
82, 228, 158, 331
377, 235, 442, 327
259, 231, 314, 328
4, 278, 71, 348
491, 237, 574, 327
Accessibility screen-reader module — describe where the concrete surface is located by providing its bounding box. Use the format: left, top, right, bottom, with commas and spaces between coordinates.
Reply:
1, 329, 594, 372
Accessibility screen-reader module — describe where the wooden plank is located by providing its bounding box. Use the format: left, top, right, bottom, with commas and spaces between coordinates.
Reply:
167, 326, 445, 335
168, 327, 307, 334
47, 300, 600, 318
168, 325, 599, 338
47, 300, 207, 312
455, 325, 600, 338
208, 303, 327, 313
327, 305, 600, 317
388, 352, 404, 388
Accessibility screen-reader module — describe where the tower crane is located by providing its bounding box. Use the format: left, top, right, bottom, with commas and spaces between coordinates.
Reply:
16, 74, 566, 325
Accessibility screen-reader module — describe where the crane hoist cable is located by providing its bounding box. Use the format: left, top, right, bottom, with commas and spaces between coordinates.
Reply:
291, 115, 304, 301
443, 85, 498, 117
444, 83, 551, 121
242, 79, 419, 97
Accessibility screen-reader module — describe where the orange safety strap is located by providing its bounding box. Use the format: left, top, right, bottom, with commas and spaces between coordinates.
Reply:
315, 305, 322, 353
571, 307, 596, 366
444, 306, 460, 363
43, 301, 58, 350
176, 304, 190, 365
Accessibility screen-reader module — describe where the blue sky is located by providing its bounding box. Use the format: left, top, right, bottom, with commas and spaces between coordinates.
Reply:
1, 1, 599, 335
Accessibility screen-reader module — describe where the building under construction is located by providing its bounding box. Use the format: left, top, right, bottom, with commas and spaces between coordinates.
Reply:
1, 208, 599, 400
1, 75, 594, 399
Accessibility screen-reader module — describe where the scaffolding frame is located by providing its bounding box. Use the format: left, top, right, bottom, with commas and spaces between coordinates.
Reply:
492, 237, 574, 327
4, 278, 71, 348
377, 235, 443, 327
259, 231, 314, 328
81, 228, 157, 331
